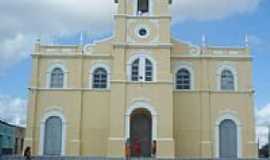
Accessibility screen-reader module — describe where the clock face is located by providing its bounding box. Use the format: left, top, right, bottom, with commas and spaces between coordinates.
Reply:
127, 19, 159, 43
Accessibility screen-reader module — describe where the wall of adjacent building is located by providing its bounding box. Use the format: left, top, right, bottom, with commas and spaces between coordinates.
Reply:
0, 121, 25, 155
0, 122, 15, 154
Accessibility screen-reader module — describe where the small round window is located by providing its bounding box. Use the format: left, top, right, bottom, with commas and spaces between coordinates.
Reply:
138, 28, 148, 37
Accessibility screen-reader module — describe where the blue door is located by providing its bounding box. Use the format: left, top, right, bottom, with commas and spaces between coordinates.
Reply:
219, 119, 237, 158
44, 116, 62, 155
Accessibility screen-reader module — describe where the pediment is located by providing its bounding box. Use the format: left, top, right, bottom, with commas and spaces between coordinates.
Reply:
84, 36, 113, 55
171, 37, 200, 56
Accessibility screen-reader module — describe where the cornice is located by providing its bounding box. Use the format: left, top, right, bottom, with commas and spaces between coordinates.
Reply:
113, 42, 173, 49
173, 89, 254, 94
114, 14, 171, 20
28, 87, 110, 92
31, 53, 252, 61
32, 54, 113, 59
171, 55, 253, 61
111, 80, 172, 84
29, 87, 254, 94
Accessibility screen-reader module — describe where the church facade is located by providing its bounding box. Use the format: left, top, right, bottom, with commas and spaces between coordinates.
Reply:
25, 0, 257, 158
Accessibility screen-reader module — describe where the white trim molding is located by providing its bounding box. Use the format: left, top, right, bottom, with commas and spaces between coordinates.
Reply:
125, 100, 158, 141
135, 25, 151, 39
216, 63, 238, 91
39, 108, 67, 156
127, 53, 157, 82
174, 62, 195, 90
215, 112, 242, 158
83, 36, 113, 54
89, 63, 111, 90
46, 63, 68, 89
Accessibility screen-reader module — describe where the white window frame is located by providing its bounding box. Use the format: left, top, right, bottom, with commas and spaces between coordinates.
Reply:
217, 64, 238, 91
133, 0, 154, 16
135, 25, 151, 39
39, 108, 66, 156
174, 63, 194, 90
89, 63, 111, 90
127, 54, 156, 82
46, 64, 68, 89
215, 112, 242, 158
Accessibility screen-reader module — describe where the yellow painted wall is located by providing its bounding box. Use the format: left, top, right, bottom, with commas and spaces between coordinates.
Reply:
24, 0, 257, 158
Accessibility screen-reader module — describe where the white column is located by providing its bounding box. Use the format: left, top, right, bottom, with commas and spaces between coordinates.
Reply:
153, 115, 157, 140
125, 114, 130, 140
39, 121, 45, 155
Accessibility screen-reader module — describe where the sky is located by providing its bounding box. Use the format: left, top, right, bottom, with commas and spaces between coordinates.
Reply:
0, 0, 270, 146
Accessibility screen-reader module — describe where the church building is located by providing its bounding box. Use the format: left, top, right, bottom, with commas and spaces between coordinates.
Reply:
25, 0, 257, 158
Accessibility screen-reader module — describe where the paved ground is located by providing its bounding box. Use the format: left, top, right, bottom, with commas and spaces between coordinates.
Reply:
0, 157, 266, 160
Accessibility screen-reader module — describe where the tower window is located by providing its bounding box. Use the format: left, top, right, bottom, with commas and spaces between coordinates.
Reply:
138, 0, 149, 14
131, 59, 140, 81
145, 59, 153, 81
129, 55, 155, 82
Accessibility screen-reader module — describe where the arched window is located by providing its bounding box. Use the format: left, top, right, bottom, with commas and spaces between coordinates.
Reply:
50, 68, 64, 88
93, 68, 108, 89
131, 59, 140, 81
221, 70, 234, 91
129, 56, 155, 82
44, 116, 62, 155
138, 0, 149, 14
176, 69, 191, 90
145, 59, 153, 81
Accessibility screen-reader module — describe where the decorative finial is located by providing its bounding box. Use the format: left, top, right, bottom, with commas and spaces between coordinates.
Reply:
36, 34, 41, 44
80, 31, 84, 45
202, 34, 207, 48
245, 34, 249, 48
138, 10, 142, 16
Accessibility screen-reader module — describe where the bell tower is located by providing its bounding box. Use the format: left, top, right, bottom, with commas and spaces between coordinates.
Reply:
113, 0, 173, 44
108, 0, 175, 158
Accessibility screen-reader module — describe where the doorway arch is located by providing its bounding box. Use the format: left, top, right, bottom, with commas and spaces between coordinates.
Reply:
130, 109, 152, 157
44, 116, 62, 155
39, 109, 66, 155
125, 101, 158, 157
215, 112, 242, 158
219, 119, 237, 158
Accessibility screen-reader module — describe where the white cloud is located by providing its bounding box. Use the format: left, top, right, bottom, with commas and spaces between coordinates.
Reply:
0, 0, 263, 74
256, 104, 270, 147
0, 34, 33, 75
257, 126, 268, 148
256, 104, 270, 126
0, 94, 27, 127
172, 0, 262, 22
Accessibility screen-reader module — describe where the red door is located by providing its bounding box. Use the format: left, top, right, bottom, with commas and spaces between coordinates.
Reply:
130, 109, 152, 157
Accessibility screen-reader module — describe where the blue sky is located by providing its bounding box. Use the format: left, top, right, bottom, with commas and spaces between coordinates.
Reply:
172, 0, 270, 108
0, 0, 270, 145
1, 0, 269, 106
